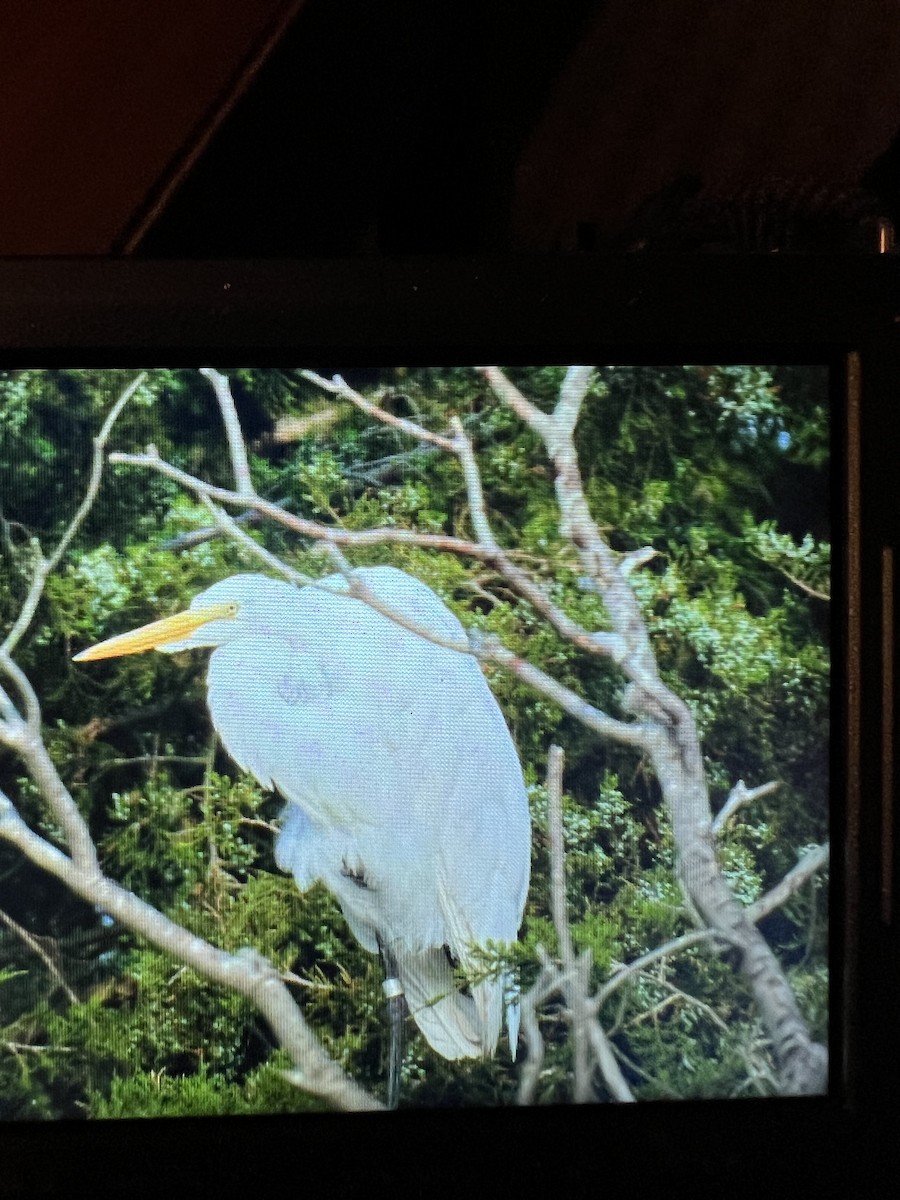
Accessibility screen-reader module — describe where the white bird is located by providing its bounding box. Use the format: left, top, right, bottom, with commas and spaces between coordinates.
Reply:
75, 568, 531, 1068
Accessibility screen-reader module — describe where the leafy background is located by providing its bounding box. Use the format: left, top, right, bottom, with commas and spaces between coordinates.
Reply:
0, 364, 829, 1114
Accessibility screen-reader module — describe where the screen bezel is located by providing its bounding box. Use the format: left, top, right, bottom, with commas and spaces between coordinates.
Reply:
0, 255, 894, 1195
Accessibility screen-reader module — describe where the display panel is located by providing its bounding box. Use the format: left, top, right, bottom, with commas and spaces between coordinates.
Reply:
0, 362, 831, 1116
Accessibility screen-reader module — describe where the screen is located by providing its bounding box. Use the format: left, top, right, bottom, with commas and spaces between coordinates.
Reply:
0, 363, 830, 1116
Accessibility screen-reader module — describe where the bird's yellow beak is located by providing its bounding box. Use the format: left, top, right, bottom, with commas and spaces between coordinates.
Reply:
73, 603, 237, 662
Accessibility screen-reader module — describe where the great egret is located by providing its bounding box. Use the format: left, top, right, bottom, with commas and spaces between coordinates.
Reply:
74, 568, 531, 1084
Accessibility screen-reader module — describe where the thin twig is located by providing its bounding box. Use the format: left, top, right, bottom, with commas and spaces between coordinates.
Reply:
3, 1042, 74, 1055
586, 1018, 636, 1103
109, 450, 492, 558
0, 656, 40, 730
450, 416, 495, 546
778, 567, 830, 602
199, 368, 256, 499
545, 747, 588, 1100
300, 371, 456, 452
596, 841, 830, 1008
0, 906, 79, 1005
517, 949, 569, 1106
515, 972, 551, 1104
2, 372, 145, 656
625, 974, 730, 1033
470, 632, 648, 747
543, 747, 633, 1102
748, 842, 829, 921
450, 418, 628, 664
713, 779, 780, 836
596, 931, 712, 1009
198, 497, 313, 589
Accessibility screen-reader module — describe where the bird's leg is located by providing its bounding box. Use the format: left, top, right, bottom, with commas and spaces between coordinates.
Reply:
377, 934, 407, 1110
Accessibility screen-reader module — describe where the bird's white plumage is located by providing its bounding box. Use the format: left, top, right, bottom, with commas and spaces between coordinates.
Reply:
162, 568, 531, 1059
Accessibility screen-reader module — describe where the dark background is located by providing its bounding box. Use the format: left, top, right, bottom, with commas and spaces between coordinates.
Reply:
5, 0, 900, 256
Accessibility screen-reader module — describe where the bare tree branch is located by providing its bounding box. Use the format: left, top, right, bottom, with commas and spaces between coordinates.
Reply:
750, 842, 829, 920
450, 416, 629, 664
300, 371, 456, 452
481, 364, 828, 1097
516, 948, 561, 1106
0, 905, 79, 1005
545, 746, 590, 1101
0, 651, 41, 730
513, 751, 639, 1105
479, 366, 552, 442
0, 656, 98, 874
469, 633, 648, 746
778, 568, 830, 602
586, 1018, 637, 1104
109, 449, 494, 558
199, 368, 256, 499
554, 366, 595, 444
713, 779, 781, 836
199, 496, 314, 589
449, 415, 496, 547
125, 449, 647, 748
0, 785, 381, 1111
597, 842, 830, 1007
546, 747, 574, 970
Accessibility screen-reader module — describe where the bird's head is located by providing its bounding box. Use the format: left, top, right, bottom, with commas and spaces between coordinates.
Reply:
72, 574, 282, 661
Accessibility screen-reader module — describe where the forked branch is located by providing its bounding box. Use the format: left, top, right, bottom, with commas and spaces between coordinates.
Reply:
480, 365, 827, 1097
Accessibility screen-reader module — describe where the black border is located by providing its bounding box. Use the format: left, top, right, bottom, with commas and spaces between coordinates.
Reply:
0, 256, 895, 1197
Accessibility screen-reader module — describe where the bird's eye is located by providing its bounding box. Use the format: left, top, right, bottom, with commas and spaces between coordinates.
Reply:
225, 602, 239, 617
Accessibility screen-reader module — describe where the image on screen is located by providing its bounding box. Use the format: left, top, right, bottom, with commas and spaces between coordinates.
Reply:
0, 364, 830, 1115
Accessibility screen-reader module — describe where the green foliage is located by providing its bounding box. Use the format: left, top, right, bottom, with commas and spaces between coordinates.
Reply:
743, 519, 830, 599
0, 364, 829, 1113
90, 1058, 324, 1119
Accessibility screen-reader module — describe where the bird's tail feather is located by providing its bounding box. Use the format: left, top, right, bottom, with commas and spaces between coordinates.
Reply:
398, 948, 505, 1061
